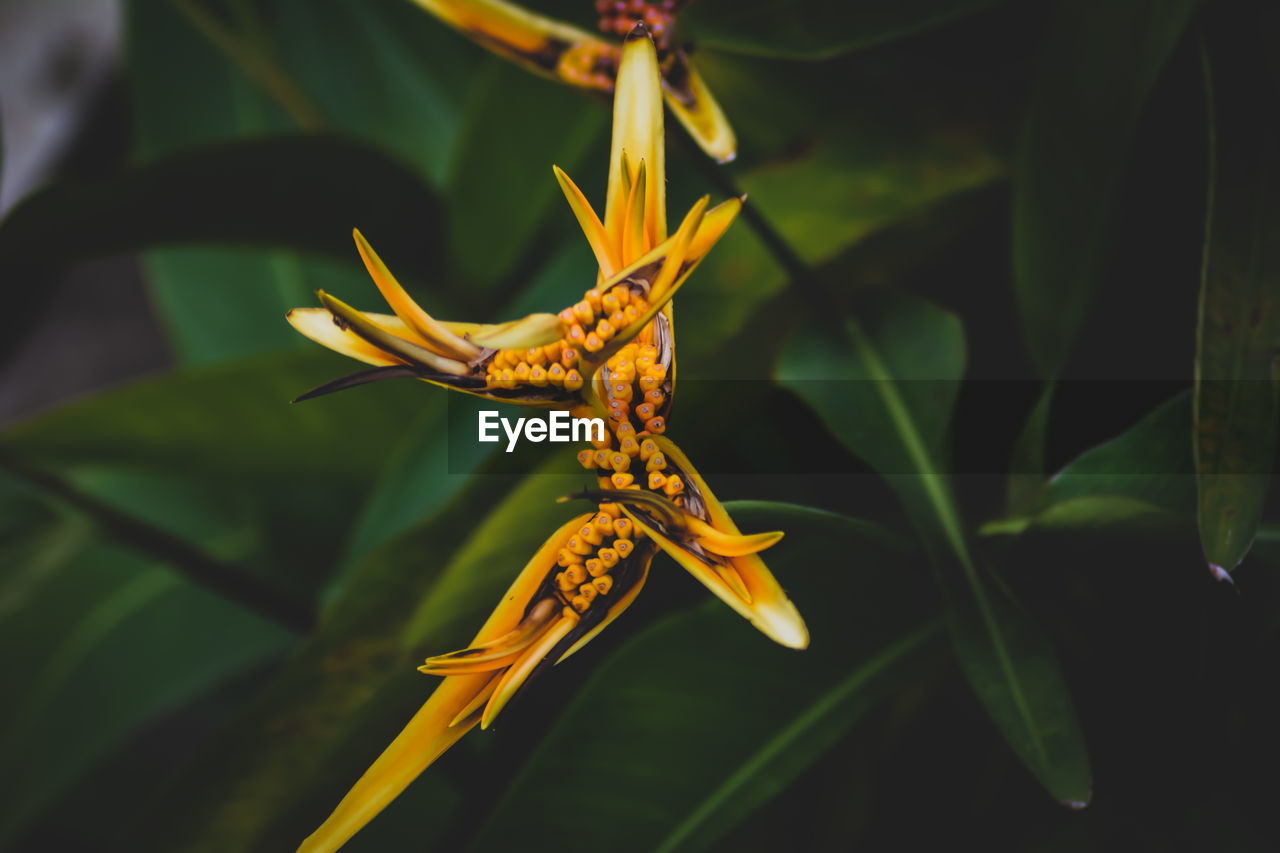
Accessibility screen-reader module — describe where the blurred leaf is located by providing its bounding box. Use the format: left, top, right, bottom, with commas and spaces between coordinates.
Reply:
1194, 32, 1280, 577
125, 0, 309, 362
126, 453, 581, 851
679, 0, 1007, 60
0, 351, 427, 598
0, 529, 291, 845
777, 293, 1092, 805
273, 0, 476, 188
984, 392, 1195, 536
776, 292, 966, 552
679, 118, 1003, 366
446, 59, 607, 287
329, 398, 497, 603
1007, 381, 1055, 515
1013, 0, 1198, 378
472, 503, 940, 852
0, 135, 443, 279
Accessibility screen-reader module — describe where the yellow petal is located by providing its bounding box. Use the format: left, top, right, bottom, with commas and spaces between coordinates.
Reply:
352, 229, 482, 361
443, 313, 565, 350
637, 437, 809, 649
481, 610, 579, 728
605, 25, 665, 249
318, 291, 470, 376
684, 517, 785, 557
297, 513, 593, 852
419, 598, 560, 674
649, 194, 708, 302
286, 307, 402, 367
622, 158, 649, 262
687, 195, 743, 264
448, 671, 503, 728
409, 0, 611, 84
296, 673, 488, 853
553, 165, 620, 277
661, 52, 738, 164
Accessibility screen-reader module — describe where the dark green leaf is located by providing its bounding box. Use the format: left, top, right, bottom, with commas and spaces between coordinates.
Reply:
0, 351, 428, 599
125, 453, 582, 851
1194, 30, 1280, 576
777, 293, 1092, 805
1013, 0, 1199, 378
472, 503, 941, 852
1007, 381, 1055, 515
445, 59, 607, 287
273, 0, 476, 188
678, 0, 1007, 60
0, 135, 444, 284
124, 0, 304, 362
0, 495, 291, 845
678, 117, 1003, 366
984, 392, 1196, 537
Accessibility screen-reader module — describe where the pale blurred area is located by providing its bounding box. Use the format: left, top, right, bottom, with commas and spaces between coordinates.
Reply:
0, 0, 170, 425
0, 0, 121, 213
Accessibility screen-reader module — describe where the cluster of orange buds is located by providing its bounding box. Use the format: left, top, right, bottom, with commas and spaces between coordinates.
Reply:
552, 502, 638, 613
595, 0, 691, 50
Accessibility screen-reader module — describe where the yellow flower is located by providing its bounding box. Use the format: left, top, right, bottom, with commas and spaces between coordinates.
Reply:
292, 29, 805, 852
409, 0, 737, 162
298, 509, 658, 853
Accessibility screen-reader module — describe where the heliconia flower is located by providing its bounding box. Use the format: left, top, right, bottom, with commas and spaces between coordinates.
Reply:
293, 29, 805, 852
408, 0, 737, 162
297, 507, 658, 853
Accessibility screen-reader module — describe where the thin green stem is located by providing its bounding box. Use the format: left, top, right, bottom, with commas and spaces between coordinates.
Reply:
0, 451, 314, 634
170, 0, 325, 131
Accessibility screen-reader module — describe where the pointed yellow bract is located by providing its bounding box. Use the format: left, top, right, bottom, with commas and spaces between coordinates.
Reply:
605, 29, 666, 248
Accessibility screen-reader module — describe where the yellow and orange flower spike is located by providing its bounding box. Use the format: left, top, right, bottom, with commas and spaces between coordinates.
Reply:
291, 27, 804, 852
297, 511, 658, 853
408, 0, 737, 162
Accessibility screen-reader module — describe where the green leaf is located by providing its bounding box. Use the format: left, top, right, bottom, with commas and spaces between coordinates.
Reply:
471, 503, 941, 852
777, 293, 967, 554
1194, 31, 1280, 577
777, 293, 1092, 805
679, 0, 1007, 60
1013, 0, 1199, 378
445, 58, 607, 287
328, 398, 497, 603
272, 0, 476, 188
986, 392, 1196, 536
1007, 382, 1056, 515
677, 116, 1003, 366
122, 452, 582, 851
0, 493, 292, 845
0, 351, 428, 599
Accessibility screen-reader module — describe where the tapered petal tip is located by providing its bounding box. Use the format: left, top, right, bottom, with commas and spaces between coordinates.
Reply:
756, 600, 809, 650
625, 21, 651, 42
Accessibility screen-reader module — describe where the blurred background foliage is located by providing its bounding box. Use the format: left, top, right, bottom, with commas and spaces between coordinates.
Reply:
0, 0, 1278, 850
